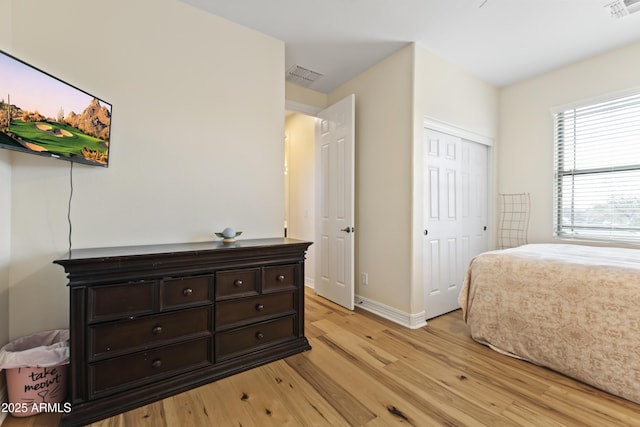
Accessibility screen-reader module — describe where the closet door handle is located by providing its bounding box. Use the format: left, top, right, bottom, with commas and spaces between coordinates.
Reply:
340, 227, 354, 233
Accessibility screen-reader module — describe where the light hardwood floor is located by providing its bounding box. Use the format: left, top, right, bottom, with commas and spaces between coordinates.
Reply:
4, 292, 639, 427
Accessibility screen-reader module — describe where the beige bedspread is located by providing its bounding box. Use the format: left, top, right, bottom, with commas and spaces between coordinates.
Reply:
459, 243, 640, 404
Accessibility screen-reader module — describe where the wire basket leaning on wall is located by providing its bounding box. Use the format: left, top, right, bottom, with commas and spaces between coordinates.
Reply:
498, 192, 530, 249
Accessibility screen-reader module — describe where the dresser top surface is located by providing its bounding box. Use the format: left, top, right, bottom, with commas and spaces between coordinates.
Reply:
55, 238, 312, 264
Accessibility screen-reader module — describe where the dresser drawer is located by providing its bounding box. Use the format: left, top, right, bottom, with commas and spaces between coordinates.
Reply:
90, 337, 211, 397
215, 316, 295, 361
263, 265, 297, 293
215, 268, 260, 300
89, 281, 155, 322
89, 307, 211, 360
216, 291, 295, 330
161, 275, 212, 310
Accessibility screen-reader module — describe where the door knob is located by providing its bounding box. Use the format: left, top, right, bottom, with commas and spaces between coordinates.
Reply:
340, 227, 354, 233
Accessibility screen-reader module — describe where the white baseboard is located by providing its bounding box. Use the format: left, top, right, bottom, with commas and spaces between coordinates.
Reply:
354, 294, 427, 329
304, 277, 315, 289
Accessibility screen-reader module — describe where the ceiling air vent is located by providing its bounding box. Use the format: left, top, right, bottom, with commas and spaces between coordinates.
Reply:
606, 0, 640, 18
285, 65, 323, 88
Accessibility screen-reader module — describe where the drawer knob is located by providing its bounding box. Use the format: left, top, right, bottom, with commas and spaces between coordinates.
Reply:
277, 274, 286, 282
151, 359, 162, 369
255, 304, 265, 312
234, 279, 244, 287
183, 288, 193, 296
152, 325, 163, 335
255, 332, 264, 340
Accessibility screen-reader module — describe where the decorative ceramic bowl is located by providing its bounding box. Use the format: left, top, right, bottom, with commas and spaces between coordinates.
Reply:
215, 231, 242, 243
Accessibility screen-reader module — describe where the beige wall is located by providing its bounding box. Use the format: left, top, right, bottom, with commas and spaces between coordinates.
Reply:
499, 41, 640, 244
328, 46, 415, 313
285, 82, 327, 112
4, 0, 286, 339
0, 0, 12, 402
414, 45, 499, 141
0, 151, 9, 405
0, 149, 9, 336
284, 113, 316, 285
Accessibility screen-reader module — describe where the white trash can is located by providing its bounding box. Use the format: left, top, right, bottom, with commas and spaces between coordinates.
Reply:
0, 329, 69, 417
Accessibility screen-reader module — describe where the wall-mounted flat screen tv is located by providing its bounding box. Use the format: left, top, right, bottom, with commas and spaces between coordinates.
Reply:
0, 50, 111, 167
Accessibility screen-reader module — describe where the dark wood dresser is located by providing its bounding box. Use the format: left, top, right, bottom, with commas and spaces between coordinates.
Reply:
54, 238, 312, 427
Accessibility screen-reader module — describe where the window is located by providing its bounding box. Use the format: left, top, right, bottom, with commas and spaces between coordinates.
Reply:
554, 91, 640, 242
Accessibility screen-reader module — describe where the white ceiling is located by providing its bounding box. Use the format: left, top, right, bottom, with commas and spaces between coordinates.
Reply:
182, 0, 640, 93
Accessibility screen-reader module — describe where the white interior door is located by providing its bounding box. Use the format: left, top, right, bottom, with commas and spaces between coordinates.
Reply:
424, 128, 488, 319
315, 94, 355, 310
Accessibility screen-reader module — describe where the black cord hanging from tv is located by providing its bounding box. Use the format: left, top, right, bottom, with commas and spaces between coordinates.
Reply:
68, 161, 73, 254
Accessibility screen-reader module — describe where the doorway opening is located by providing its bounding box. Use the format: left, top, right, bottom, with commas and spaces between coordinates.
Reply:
284, 110, 317, 288
284, 94, 356, 310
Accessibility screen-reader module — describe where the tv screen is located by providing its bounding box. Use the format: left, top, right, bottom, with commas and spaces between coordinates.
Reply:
0, 50, 111, 167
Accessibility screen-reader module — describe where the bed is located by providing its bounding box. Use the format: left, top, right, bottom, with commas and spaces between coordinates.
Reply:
458, 243, 640, 404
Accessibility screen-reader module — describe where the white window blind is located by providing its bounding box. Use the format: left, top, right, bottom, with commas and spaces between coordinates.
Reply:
554, 91, 640, 242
